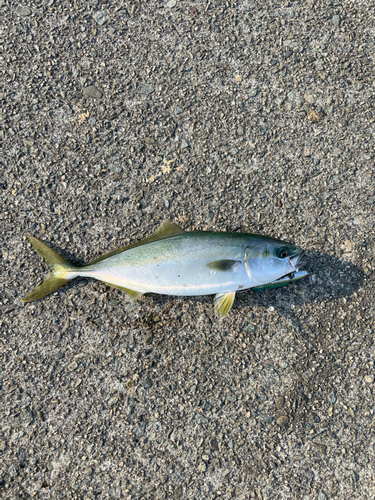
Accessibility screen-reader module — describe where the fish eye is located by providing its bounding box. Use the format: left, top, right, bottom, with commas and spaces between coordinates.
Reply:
277, 248, 289, 259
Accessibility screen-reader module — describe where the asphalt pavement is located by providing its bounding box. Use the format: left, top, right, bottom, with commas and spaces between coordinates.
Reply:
1, 0, 375, 499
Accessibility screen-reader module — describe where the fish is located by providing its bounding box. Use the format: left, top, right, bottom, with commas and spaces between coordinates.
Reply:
21, 220, 307, 318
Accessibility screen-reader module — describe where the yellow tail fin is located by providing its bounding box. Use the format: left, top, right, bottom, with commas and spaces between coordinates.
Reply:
21, 236, 78, 303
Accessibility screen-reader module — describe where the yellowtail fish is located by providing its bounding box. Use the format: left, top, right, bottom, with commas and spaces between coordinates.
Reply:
21, 221, 307, 318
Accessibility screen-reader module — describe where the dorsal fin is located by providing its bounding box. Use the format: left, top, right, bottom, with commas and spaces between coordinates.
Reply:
149, 220, 186, 240
87, 220, 185, 265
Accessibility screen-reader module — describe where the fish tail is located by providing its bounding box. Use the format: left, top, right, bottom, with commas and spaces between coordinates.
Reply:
21, 236, 79, 303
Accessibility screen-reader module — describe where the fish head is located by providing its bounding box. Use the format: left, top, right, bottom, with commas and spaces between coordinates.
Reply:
244, 238, 306, 284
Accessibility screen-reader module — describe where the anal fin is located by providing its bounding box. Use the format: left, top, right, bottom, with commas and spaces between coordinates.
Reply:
214, 292, 236, 319
103, 282, 143, 301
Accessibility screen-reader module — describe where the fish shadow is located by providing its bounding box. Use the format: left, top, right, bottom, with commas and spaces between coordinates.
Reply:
236, 251, 365, 319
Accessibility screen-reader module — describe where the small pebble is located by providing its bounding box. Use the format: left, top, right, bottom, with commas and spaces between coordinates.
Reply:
16, 5, 32, 16
138, 85, 154, 95
21, 393, 32, 407
276, 415, 289, 427
92, 10, 108, 26
239, 1, 255, 11
134, 424, 146, 438
203, 401, 212, 411
197, 415, 209, 424
285, 8, 295, 17
275, 396, 285, 410
141, 377, 153, 389
307, 109, 321, 122
328, 391, 337, 404
261, 414, 273, 424
83, 85, 103, 99
108, 164, 122, 173
18, 448, 26, 463
197, 462, 206, 472
332, 15, 340, 27
304, 92, 315, 104
313, 442, 327, 455
242, 23, 251, 34
9, 465, 18, 478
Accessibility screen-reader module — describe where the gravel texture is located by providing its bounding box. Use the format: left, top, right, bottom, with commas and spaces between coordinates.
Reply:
1, 0, 375, 499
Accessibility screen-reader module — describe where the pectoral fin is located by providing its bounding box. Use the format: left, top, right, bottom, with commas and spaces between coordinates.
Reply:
103, 282, 143, 301
214, 292, 236, 318
207, 260, 240, 272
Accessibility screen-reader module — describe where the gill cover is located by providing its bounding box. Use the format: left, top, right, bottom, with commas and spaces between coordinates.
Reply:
244, 245, 264, 283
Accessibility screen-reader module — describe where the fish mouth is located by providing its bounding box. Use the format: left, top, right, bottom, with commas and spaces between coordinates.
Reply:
289, 251, 307, 269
